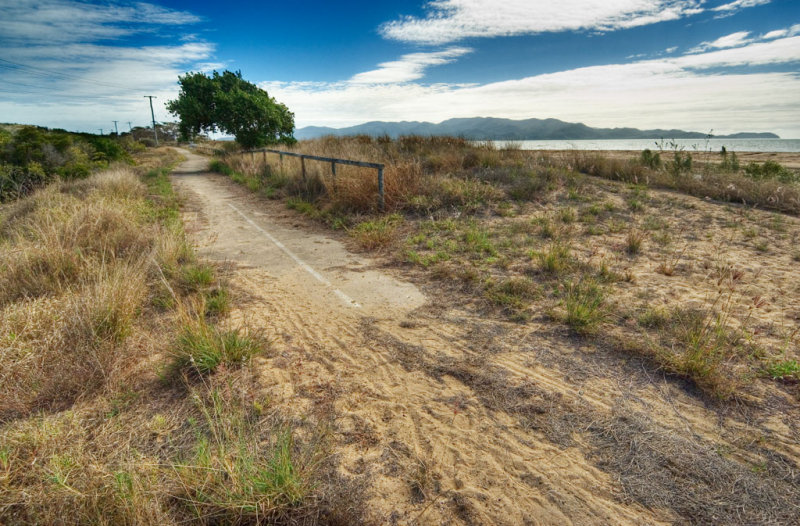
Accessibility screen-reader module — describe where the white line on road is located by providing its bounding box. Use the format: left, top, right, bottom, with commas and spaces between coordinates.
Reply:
227, 202, 361, 308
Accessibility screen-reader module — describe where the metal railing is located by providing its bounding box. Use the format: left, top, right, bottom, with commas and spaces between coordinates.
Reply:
243, 148, 386, 210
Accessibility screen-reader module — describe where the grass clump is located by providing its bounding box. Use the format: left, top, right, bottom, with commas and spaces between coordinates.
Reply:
625, 229, 645, 255
486, 277, 539, 319
562, 279, 607, 334
172, 387, 317, 523
763, 360, 800, 381
351, 213, 403, 249
534, 241, 572, 274
204, 287, 230, 317
171, 319, 262, 375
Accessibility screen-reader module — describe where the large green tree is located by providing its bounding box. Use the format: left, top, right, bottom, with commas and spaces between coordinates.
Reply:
167, 70, 295, 148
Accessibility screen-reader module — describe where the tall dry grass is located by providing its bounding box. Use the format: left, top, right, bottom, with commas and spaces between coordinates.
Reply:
218, 136, 800, 216
0, 158, 336, 524
0, 169, 165, 419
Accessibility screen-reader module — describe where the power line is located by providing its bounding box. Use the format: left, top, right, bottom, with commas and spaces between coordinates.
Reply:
0, 57, 145, 93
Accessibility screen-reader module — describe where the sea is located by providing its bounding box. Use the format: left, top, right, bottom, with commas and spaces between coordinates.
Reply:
489, 139, 800, 153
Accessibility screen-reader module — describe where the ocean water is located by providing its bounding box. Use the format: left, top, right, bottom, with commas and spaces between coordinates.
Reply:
490, 139, 800, 153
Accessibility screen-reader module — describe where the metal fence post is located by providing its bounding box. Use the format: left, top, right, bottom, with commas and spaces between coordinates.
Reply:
279, 153, 284, 173
331, 162, 336, 177
377, 167, 385, 211
301, 156, 306, 181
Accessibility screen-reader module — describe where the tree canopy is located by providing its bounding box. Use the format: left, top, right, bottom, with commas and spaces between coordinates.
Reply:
167, 70, 295, 148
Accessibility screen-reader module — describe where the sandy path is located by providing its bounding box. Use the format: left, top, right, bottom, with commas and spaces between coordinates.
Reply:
170, 149, 798, 525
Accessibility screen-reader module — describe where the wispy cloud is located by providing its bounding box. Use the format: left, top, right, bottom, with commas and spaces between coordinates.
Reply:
380, 0, 708, 44
0, 0, 201, 44
350, 47, 473, 84
0, 1, 213, 131
262, 33, 800, 137
689, 30, 752, 52
711, 0, 771, 13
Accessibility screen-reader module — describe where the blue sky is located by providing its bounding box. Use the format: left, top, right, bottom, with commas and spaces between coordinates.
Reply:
1, 0, 799, 136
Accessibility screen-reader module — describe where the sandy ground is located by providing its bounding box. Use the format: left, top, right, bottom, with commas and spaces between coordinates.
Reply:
171, 150, 799, 525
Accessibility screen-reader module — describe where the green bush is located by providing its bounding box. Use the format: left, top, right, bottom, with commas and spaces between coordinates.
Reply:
640, 149, 661, 169
744, 161, 798, 183
0, 126, 132, 200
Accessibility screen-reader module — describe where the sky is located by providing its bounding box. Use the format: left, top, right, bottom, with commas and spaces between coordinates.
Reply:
1, 0, 799, 137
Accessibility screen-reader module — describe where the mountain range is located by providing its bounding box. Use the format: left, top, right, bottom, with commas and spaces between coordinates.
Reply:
295, 117, 779, 141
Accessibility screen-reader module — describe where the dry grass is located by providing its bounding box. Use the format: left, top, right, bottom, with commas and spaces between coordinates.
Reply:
0, 153, 336, 524
215, 136, 800, 400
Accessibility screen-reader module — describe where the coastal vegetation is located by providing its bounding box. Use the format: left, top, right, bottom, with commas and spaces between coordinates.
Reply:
0, 124, 146, 202
0, 148, 334, 524
213, 135, 800, 400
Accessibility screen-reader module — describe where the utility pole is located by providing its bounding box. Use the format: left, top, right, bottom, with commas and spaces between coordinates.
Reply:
98, 128, 103, 135
112, 120, 119, 135
144, 95, 159, 146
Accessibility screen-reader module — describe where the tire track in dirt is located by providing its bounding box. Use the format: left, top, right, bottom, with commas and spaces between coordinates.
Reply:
171, 149, 798, 525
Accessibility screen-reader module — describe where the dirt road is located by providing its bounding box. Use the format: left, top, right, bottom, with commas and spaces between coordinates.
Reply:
171, 149, 797, 525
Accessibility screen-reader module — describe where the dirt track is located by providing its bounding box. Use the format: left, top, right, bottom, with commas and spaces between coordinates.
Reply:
171, 149, 799, 525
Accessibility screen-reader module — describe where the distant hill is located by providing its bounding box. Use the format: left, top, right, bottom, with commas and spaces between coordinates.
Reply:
295, 117, 779, 141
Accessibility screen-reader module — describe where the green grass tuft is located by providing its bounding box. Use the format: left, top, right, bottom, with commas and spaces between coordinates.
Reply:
172, 320, 262, 375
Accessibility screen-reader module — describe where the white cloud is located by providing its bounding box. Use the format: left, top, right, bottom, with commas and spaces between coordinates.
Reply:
261, 35, 800, 137
0, 1, 214, 132
0, 0, 200, 44
711, 0, 771, 13
350, 47, 472, 84
690, 30, 752, 52
380, 0, 706, 44
761, 29, 787, 40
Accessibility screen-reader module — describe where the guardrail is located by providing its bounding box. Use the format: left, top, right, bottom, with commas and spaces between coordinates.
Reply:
243, 148, 386, 211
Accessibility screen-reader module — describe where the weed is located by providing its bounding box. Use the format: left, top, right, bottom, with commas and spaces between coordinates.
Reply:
559, 207, 576, 223
180, 263, 214, 292
463, 226, 497, 256
652, 231, 672, 246
209, 159, 234, 176
351, 213, 403, 249
627, 198, 644, 212
172, 387, 315, 522
563, 279, 607, 334
763, 360, 800, 381
286, 197, 317, 217
204, 287, 229, 317
487, 277, 539, 319
607, 219, 626, 233
534, 216, 556, 239
640, 149, 661, 169
534, 241, 572, 274
171, 319, 262, 375
656, 245, 688, 276
638, 307, 670, 329
625, 229, 645, 255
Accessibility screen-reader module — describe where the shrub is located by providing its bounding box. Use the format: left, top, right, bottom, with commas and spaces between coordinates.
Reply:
743, 161, 798, 183
640, 149, 661, 169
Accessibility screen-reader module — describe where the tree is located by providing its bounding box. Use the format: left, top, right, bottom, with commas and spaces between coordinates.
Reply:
167, 70, 295, 148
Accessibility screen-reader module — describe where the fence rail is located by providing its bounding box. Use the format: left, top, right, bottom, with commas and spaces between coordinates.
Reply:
243, 148, 385, 210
